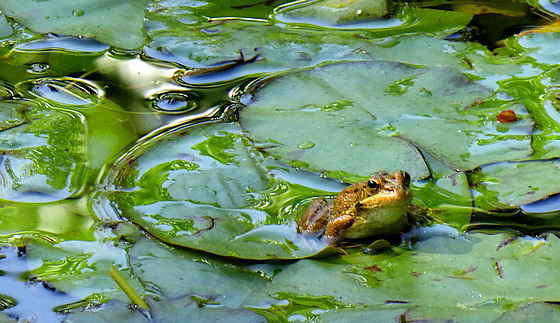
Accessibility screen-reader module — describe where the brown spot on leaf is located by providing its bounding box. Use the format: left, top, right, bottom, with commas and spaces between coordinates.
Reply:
497, 236, 517, 251
364, 265, 382, 272
495, 261, 504, 278
386, 300, 410, 304
409, 271, 422, 277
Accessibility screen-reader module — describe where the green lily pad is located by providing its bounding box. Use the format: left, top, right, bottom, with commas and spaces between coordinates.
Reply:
493, 302, 560, 322
245, 233, 560, 320
128, 237, 268, 307
146, 295, 266, 323
24, 227, 143, 303
145, 2, 473, 69
96, 122, 332, 259
62, 300, 149, 323
517, 32, 560, 65
241, 60, 531, 181
0, 0, 149, 49
0, 313, 15, 323
469, 159, 560, 209
0, 15, 12, 39
276, 0, 394, 26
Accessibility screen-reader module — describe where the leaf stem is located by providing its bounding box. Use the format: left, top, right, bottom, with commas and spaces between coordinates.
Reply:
110, 264, 148, 310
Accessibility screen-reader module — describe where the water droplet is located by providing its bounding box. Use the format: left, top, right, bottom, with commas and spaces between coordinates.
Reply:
27, 63, 49, 74
150, 92, 198, 114
297, 141, 315, 149
72, 9, 84, 17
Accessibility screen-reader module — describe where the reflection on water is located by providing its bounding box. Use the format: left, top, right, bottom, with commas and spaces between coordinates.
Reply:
522, 193, 560, 214
23, 77, 102, 107
0, 246, 78, 322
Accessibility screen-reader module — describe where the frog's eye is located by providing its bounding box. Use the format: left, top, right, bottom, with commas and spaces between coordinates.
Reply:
367, 179, 380, 189
403, 172, 411, 185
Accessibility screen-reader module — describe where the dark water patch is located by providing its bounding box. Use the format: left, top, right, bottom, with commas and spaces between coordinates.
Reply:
468, 209, 560, 236
438, 0, 554, 49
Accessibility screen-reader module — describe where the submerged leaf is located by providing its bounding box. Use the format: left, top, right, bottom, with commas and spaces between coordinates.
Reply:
97, 122, 331, 259
0, 101, 88, 202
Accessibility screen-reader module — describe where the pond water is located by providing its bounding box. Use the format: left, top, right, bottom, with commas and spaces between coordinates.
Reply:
1, 0, 560, 321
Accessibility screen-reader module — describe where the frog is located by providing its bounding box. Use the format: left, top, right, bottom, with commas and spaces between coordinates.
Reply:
297, 170, 413, 241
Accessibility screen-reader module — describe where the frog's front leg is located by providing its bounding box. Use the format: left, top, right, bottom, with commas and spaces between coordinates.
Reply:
297, 197, 332, 234
325, 214, 355, 238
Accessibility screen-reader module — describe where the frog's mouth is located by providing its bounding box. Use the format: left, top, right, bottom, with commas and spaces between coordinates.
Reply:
358, 186, 413, 208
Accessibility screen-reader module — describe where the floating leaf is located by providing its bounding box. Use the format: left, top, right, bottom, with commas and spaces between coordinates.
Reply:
276, 0, 394, 26
241, 61, 530, 181
96, 122, 332, 259
493, 302, 560, 322
129, 237, 268, 307
469, 159, 560, 209
517, 32, 560, 65
0, 0, 149, 49
145, 2, 473, 70
24, 228, 142, 303
0, 312, 15, 323
147, 295, 266, 323
62, 300, 149, 323
245, 233, 560, 320
0, 15, 12, 39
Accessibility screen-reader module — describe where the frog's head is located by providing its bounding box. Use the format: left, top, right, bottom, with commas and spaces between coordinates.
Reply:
356, 170, 412, 210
